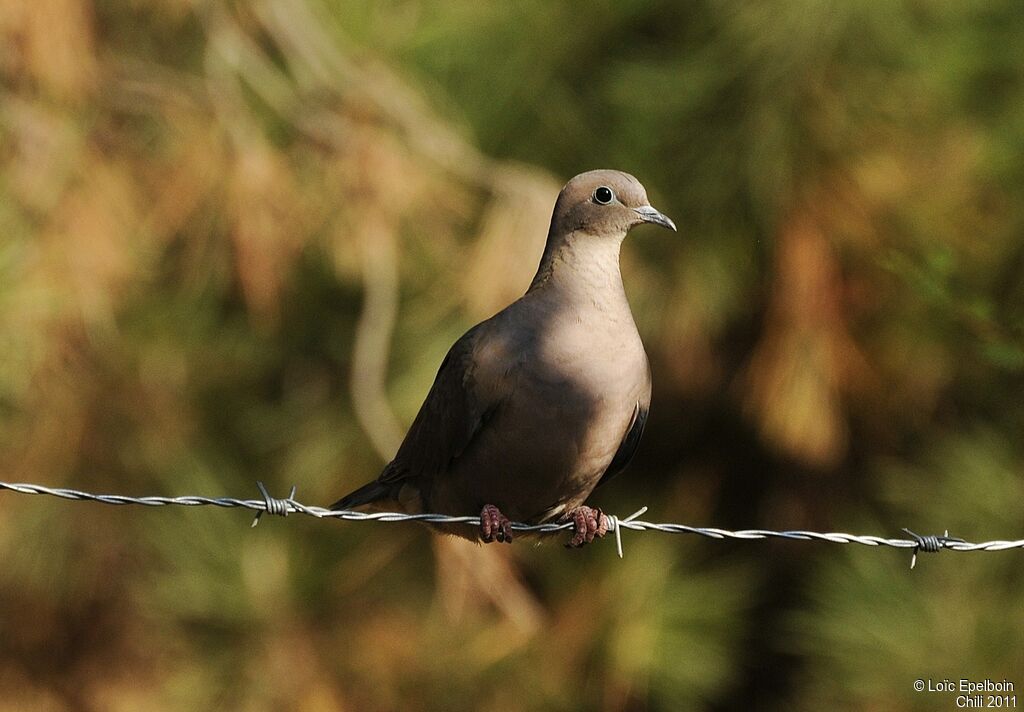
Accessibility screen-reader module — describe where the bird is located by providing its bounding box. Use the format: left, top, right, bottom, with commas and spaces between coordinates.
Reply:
330, 170, 676, 547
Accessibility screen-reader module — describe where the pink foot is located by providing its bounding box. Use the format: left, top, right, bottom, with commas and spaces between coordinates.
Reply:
480, 504, 513, 543
564, 505, 609, 548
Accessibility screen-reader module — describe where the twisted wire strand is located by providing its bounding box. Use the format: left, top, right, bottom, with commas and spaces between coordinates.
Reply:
2, 480, 1022, 562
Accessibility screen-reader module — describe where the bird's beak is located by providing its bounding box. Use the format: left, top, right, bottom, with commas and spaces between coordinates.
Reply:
633, 205, 677, 232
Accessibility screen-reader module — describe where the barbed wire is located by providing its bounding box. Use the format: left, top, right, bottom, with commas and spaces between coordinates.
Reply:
2, 479, 1022, 566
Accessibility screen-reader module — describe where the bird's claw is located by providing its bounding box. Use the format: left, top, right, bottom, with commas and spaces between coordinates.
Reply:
480, 504, 513, 543
564, 505, 609, 548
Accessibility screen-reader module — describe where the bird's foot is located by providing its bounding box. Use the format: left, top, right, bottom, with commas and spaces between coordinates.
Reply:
563, 505, 609, 548
480, 504, 513, 543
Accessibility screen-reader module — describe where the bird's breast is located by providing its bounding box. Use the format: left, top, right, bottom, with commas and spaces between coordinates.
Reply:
502, 310, 649, 514
430, 298, 650, 523
534, 306, 646, 383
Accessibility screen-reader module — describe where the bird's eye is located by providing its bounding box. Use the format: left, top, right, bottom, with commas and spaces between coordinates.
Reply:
593, 186, 614, 205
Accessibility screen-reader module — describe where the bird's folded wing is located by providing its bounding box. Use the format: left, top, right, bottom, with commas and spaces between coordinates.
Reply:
596, 400, 649, 488
380, 323, 505, 484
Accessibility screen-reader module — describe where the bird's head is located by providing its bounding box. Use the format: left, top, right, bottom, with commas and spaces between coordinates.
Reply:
550, 170, 676, 238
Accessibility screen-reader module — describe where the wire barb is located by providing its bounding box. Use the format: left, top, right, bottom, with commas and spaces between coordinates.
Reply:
1, 480, 1021, 562
901, 528, 966, 569
251, 481, 298, 528
607, 506, 649, 559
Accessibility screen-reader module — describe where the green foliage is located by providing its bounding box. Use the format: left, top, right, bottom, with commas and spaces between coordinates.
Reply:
789, 431, 1024, 710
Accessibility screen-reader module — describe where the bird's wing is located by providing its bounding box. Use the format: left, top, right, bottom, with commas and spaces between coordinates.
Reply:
380, 322, 507, 484
595, 399, 649, 488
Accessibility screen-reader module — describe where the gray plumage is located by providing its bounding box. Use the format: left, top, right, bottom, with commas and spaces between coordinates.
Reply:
331, 170, 675, 545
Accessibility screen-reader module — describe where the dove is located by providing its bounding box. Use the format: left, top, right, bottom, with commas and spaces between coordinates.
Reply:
330, 170, 676, 547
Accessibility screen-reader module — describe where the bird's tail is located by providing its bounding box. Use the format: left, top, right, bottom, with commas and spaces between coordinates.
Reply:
329, 480, 396, 511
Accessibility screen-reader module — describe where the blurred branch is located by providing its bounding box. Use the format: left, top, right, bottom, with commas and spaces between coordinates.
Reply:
432, 537, 545, 645
349, 207, 405, 460
254, 0, 491, 185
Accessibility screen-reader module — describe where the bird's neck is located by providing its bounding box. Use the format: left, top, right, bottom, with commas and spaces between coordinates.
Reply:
528, 230, 629, 307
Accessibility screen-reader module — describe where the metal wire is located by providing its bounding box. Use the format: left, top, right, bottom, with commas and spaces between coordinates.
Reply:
2, 479, 1022, 565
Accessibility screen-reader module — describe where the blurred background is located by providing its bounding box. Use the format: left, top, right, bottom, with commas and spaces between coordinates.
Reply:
1, 0, 1023, 709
